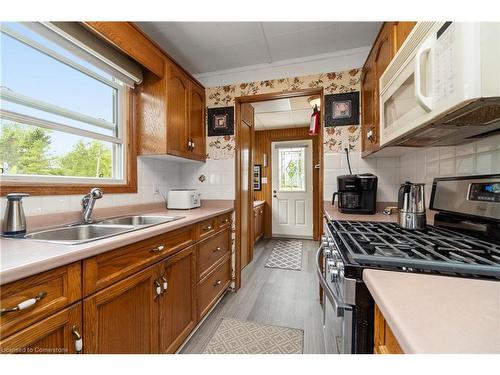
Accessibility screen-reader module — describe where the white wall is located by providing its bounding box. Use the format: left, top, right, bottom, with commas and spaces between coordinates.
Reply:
397, 134, 500, 206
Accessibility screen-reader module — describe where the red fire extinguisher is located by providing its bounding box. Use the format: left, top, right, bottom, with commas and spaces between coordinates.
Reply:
309, 104, 320, 135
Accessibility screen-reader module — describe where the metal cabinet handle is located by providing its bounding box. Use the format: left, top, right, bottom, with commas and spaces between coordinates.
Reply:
161, 276, 168, 292
72, 326, 83, 354
150, 245, 165, 253
154, 280, 162, 296
203, 225, 212, 231
213, 246, 222, 253
191, 140, 195, 150
213, 280, 222, 287
0, 291, 47, 316
222, 218, 229, 223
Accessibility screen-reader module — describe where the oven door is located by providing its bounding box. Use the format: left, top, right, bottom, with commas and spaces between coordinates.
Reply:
316, 246, 353, 354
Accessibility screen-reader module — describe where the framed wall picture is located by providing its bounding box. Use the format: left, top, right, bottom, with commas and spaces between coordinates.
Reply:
253, 164, 262, 191
207, 106, 235, 136
324, 91, 360, 127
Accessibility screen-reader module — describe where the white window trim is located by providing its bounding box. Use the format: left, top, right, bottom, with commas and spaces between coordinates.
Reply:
0, 23, 129, 185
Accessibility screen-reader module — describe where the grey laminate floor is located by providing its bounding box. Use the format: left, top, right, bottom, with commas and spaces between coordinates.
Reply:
180, 238, 326, 354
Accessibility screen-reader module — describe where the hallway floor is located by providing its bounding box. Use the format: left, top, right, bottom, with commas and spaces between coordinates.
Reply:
180, 238, 326, 354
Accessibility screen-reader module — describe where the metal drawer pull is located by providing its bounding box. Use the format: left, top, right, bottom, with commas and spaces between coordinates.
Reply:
150, 245, 165, 253
213, 246, 222, 253
0, 291, 47, 316
161, 276, 168, 292
222, 218, 229, 223
203, 225, 212, 231
72, 326, 83, 353
213, 280, 222, 287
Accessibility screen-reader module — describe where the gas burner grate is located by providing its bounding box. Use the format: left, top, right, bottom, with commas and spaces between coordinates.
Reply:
328, 220, 500, 277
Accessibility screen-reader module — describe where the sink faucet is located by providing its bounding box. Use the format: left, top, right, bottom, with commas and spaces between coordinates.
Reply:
81, 188, 103, 224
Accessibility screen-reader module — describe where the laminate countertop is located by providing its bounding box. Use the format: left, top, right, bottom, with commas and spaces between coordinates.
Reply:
253, 200, 265, 208
323, 201, 435, 225
0, 203, 233, 285
363, 269, 500, 353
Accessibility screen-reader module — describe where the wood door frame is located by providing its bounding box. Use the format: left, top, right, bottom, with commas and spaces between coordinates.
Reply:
234, 88, 324, 291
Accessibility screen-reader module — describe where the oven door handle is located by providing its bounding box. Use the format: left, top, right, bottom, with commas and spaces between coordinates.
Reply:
316, 246, 345, 317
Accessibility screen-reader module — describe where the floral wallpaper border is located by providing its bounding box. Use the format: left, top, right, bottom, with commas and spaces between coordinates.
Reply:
205, 68, 362, 160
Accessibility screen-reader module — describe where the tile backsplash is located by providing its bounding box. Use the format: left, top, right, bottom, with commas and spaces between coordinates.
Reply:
3, 157, 185, 217
323, 151, 400, 203
397, 134, 500, 206
324, 133, 500, 206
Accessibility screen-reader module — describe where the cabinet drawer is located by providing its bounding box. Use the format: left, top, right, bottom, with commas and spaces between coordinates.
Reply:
0, 302, 82, 354
197, 229, 231, 280
83, 225, 195, 296
197, 256, 231, 320
197, 217, 217, 239
0, 263, 81, 339
217, 212, 232, 229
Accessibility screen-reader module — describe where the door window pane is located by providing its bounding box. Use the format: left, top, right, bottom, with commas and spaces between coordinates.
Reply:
278, 146, 305, 192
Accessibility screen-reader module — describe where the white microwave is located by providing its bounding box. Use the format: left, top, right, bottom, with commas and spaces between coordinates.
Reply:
379, 22, 500, 147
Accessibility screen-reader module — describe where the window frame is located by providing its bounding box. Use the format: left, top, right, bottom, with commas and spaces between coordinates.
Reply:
0, 24, 137, 196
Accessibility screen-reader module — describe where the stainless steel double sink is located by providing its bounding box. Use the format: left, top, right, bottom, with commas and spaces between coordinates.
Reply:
23, 215, 184, 245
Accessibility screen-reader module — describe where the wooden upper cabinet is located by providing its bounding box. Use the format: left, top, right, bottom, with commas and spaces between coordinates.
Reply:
361, 22, 415, 157
189, 82, 207, 160
83, 265, 159, 354
0, 303, 82, 354
167, 63, 191, 158
361, 57, 375, 156
158, 246, 197, 353
137, 61, 206, 162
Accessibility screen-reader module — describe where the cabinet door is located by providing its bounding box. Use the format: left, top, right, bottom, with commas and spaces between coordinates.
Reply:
253, 208, 259, 241
158, 245, 196, 353
189, 82, 206, 161
83, 265, 159, 354
361, 56, 375, 155
167, 63, 190, 158
372, 23, 394, 151
393, 22, 416, 53
0, 303, 82, 354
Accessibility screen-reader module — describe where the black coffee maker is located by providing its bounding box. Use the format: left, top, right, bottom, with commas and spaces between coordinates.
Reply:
332, 174, 378, 214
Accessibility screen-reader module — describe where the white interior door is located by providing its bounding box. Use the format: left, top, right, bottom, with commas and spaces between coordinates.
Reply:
271, 140, 313, 238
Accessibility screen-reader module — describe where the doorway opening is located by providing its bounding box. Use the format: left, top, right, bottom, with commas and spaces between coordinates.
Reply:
234, 88, 323, 290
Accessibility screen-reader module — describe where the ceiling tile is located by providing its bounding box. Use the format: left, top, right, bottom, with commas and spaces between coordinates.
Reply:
252, 99, 291, 114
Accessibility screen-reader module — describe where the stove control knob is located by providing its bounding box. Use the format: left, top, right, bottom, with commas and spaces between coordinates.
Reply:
321, 236, 328, 246
323, 248, 332, 258
330, 269, 340, 282
327, 260, 337, 272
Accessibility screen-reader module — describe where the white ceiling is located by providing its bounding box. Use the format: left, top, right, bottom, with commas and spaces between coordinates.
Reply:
136, 22, 381, 75
252, 96, 315, 131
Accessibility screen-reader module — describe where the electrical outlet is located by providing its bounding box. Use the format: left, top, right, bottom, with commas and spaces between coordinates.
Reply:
153, 183, 159, 195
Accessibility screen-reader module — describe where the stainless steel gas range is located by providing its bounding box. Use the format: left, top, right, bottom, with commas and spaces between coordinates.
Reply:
317, 174, 500, 354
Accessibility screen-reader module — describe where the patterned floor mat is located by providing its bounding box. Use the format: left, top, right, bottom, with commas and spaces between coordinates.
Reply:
265, 240, 303, 271
203, 318, 304, 354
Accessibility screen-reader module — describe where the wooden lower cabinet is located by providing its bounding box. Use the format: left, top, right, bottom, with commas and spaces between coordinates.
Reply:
0, 212, 234, 354
253, 204, 264, 243
158, 246, 196, 354
0, 303, 82, 354
83, 246, 197, 354
373, 304, 403, 354
83, 265, 159, 354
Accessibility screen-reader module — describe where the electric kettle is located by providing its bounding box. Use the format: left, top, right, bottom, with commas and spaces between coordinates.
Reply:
398, 182, 426, 230
2, 193, 29, 236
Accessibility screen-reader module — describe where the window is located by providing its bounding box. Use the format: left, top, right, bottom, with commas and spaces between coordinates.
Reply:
0, 22, 132, 184
278, 146, 306, 192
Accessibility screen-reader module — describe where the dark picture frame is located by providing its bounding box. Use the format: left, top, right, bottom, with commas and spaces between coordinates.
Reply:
207, 106, 235, 136
324, 91, 360, 127
253, 164, 262, 191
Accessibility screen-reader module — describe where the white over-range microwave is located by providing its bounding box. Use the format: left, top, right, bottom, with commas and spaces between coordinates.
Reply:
379, 22, 500, 147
